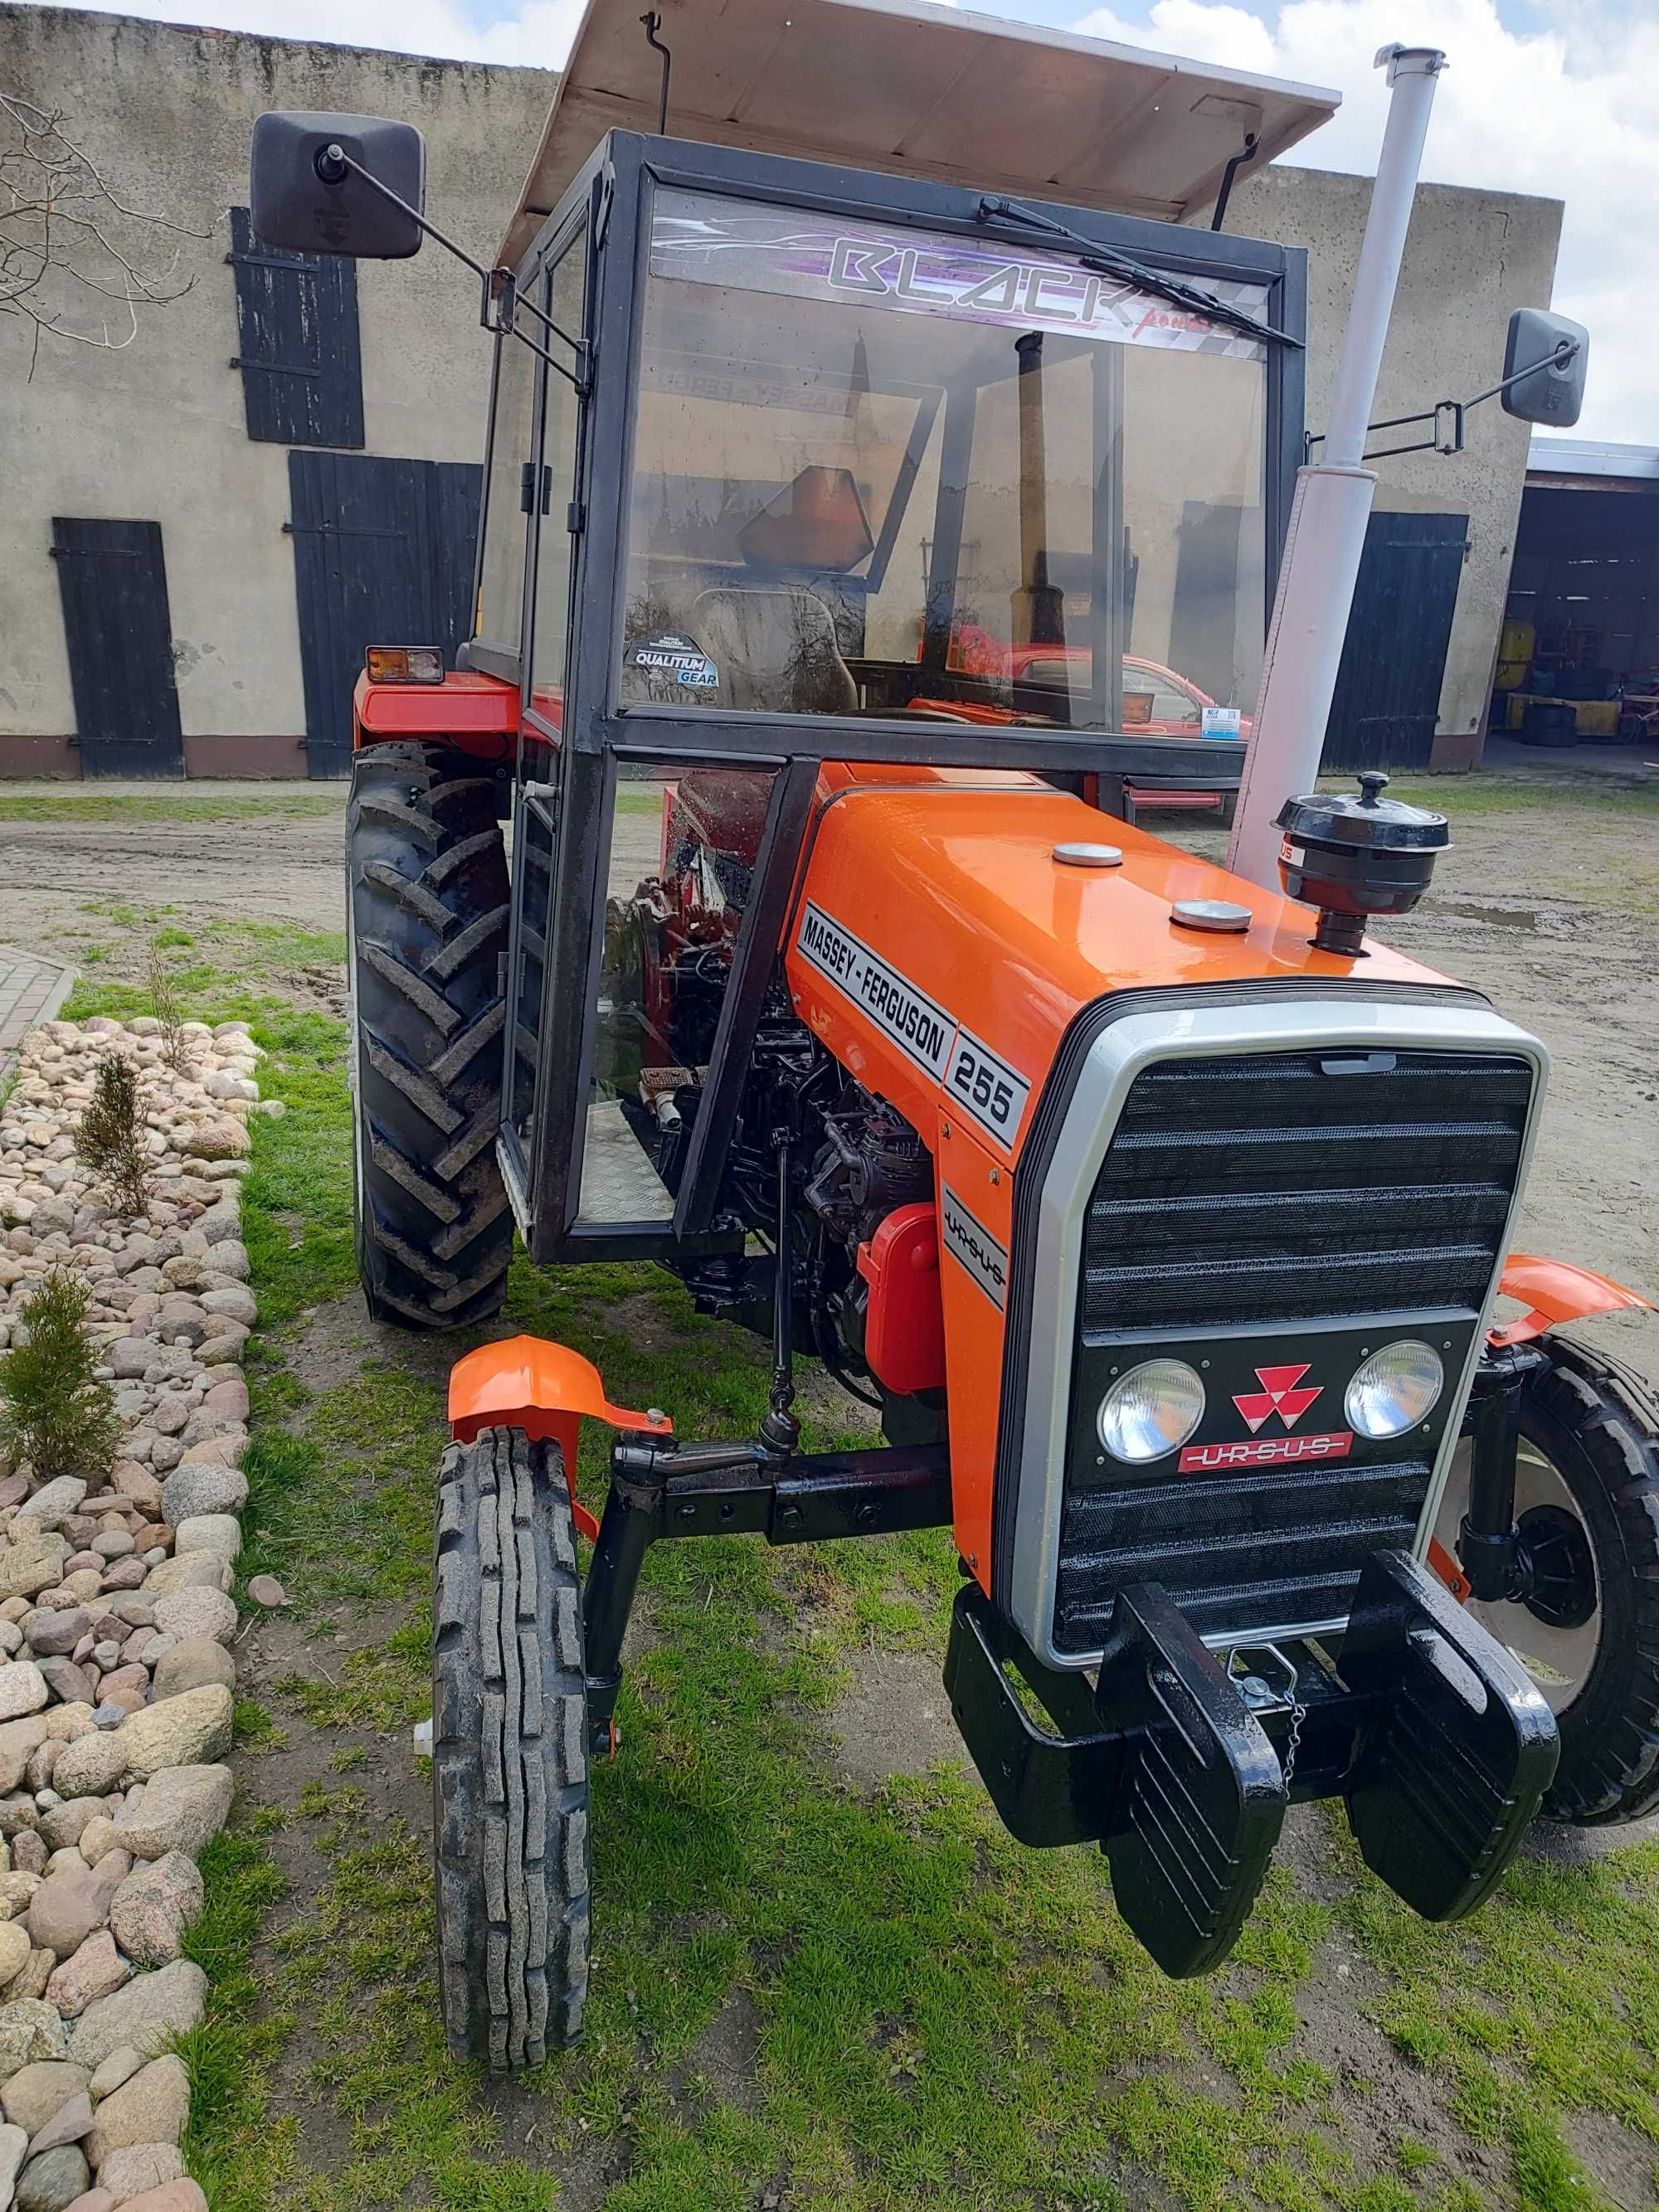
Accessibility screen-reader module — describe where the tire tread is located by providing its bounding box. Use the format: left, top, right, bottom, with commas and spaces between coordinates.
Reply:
1530, 1339, 1659, 1826
349, 743, 511, 1332
433, 1427, 589, 2069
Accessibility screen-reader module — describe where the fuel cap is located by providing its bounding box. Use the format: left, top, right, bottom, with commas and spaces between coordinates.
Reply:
1171, 899, 1250, 933
1053, 842, 1123, 868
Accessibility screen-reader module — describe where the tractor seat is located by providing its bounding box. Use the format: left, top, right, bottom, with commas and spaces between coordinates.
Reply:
688, 587, 859, 717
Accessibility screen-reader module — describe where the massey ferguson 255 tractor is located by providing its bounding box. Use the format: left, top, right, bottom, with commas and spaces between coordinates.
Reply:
250, 0, 1657, 2069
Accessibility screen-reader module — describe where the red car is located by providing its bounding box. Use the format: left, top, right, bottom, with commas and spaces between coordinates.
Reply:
1009, 647, 1252, 742
906, 644, 1246, 822
909, 626, 1249, 738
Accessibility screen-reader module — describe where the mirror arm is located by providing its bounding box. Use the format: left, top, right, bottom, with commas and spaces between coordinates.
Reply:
498, 311, 588, 392
325, 145, 585, 388
1463, 339, 1580, 413
327, 145, 488, 281
1305, 340, 1579, 463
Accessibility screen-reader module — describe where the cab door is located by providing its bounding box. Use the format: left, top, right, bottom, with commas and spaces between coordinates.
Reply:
496, 208, 594, 1235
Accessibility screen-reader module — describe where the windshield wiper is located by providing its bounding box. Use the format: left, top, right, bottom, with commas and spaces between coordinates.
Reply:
976, 195, 1301, 352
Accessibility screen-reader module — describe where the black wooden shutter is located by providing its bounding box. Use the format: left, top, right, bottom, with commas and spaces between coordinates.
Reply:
226, 206, 364, 450
49, 519, 185, 778
1323, 512, 1469, 772
287, 452, 482, 777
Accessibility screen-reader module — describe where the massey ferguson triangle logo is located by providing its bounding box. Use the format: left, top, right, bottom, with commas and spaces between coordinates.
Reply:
1232, 1364, 1323, 1434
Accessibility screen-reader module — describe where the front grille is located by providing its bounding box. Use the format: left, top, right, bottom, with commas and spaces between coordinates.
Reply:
1082, 1050, 1531, 1336
1053, 1046, 1533, 1654
1056, 1458, 1432, 1646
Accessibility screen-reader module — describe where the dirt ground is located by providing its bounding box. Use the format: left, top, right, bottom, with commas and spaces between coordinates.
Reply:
7, 769, 1658, 2210
0, 783, 349, 933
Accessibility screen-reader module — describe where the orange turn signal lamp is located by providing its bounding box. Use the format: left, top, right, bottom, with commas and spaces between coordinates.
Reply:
365, 644, 443, 685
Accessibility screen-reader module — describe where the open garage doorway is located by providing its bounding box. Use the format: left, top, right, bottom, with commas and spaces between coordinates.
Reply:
1490, 440, 1659, 766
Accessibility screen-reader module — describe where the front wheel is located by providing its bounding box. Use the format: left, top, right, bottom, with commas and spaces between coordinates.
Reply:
1433, 1336, 1659, 1825
433, 1427, 591, 2069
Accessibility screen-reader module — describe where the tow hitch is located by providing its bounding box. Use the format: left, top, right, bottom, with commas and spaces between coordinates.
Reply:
944, 1548, 1559, 1975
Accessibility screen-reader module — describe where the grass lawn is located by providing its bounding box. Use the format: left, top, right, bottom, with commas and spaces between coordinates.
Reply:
0, 793, 345, 823
55, 798, 1659, 2212
1321, 771, 1659, 818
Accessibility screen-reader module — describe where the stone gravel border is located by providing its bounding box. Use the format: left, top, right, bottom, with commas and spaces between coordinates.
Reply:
0, 1015, 281, 2212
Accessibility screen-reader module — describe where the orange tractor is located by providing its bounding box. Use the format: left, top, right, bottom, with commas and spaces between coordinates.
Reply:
251, 0, 1654, 2071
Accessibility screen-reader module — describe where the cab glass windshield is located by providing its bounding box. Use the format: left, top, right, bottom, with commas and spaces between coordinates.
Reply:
618, 189, 1270, 737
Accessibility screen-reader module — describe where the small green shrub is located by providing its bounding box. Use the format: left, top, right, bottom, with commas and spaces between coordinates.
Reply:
75, 1052, 153, 1218
148, 945, 188, 1072
0, 1269, 122, 1480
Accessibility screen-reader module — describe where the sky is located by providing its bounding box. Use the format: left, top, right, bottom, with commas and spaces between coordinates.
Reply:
17, 0, 1657, 444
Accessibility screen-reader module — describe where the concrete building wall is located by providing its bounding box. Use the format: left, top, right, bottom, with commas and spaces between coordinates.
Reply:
0, 7, 554, 771
1226, 163, 1563, 768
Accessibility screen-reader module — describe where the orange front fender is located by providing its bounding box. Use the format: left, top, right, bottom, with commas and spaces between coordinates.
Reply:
448, 1336, 672, 1541
1492, 1254, 1654, 1348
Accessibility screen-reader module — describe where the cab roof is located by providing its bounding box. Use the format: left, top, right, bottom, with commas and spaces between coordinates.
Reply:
500, 0, 1340, 268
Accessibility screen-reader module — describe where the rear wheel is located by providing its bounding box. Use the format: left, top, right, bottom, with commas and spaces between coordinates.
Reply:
1433, 1337, 1659, 1824
348, 742, 511, 1330
433, 1427, 591, 2068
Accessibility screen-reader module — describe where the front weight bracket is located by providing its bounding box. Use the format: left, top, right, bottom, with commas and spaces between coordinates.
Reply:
1095, 1584, 1287, 1978
1340, 1548, 1559, 1920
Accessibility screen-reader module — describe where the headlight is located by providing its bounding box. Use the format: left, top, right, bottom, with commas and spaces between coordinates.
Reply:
1097, 1359, 1206, 1463
1345, 1340, 1443, 1439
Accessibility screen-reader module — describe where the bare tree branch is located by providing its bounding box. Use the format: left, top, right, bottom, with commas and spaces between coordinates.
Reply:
0, 86, 218, 368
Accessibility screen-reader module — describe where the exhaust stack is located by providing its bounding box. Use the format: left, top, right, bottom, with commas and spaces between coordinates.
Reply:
1227, 44, 1447, 892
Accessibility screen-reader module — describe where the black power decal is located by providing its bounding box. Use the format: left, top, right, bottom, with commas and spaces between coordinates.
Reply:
944, 1027, 1030, 1150
940, 1185, 1008, 1310
796, 902, 954, 1080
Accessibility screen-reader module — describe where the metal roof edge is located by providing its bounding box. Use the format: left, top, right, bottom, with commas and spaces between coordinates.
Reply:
1528, 436, 1659, 483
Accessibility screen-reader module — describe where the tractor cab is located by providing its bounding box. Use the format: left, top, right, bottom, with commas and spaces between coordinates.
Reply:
421, 0, 1328, 1266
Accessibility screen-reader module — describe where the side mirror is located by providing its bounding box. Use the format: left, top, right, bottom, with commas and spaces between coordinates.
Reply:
1501, 308, 1588, 428
250, 111, 426, 260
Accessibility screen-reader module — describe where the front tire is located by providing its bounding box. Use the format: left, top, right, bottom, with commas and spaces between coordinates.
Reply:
1433, 1337, 1659, 1825
348, 742, 511, 1330
433, 1427, 591, 2069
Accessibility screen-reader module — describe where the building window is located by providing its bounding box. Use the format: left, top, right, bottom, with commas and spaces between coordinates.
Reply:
226, 206, 364, 450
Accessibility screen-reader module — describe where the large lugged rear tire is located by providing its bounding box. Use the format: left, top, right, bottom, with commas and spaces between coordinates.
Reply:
348, 742, 511, 1330
433, 1427, 591, 2069
1435, 1336, 1659, 1825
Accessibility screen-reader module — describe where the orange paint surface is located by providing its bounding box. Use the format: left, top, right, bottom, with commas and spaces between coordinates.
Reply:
785, 765, 1455, 1584
1492, 1253, 1653, 1347
353, 668, 518, 758
448, 1334, 672, 1542
930, 1113, 1015, 1585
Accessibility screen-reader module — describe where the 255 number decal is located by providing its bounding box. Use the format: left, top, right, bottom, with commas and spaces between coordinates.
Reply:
944, 1033, 1029, 1146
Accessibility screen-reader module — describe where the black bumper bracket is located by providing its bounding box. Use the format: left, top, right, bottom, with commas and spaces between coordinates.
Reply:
1097, 1584, 1287, 1977
945, 1547, 1560, 1976
1340, 1548, 1559, 1920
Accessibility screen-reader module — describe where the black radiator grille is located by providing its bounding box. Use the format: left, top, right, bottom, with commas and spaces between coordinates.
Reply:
1082, 1050, 1531, 1337
1055, 1458, 1433, 1648
1051, 1045, 1533, 1654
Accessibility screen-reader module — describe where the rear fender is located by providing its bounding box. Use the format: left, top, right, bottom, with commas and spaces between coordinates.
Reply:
352, 668, 518, 762
1491, 1254, 1654, 1349
448, 1335, 673, 1540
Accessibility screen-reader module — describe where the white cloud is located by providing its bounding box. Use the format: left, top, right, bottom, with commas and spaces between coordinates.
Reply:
1073, 0, 1658, 444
